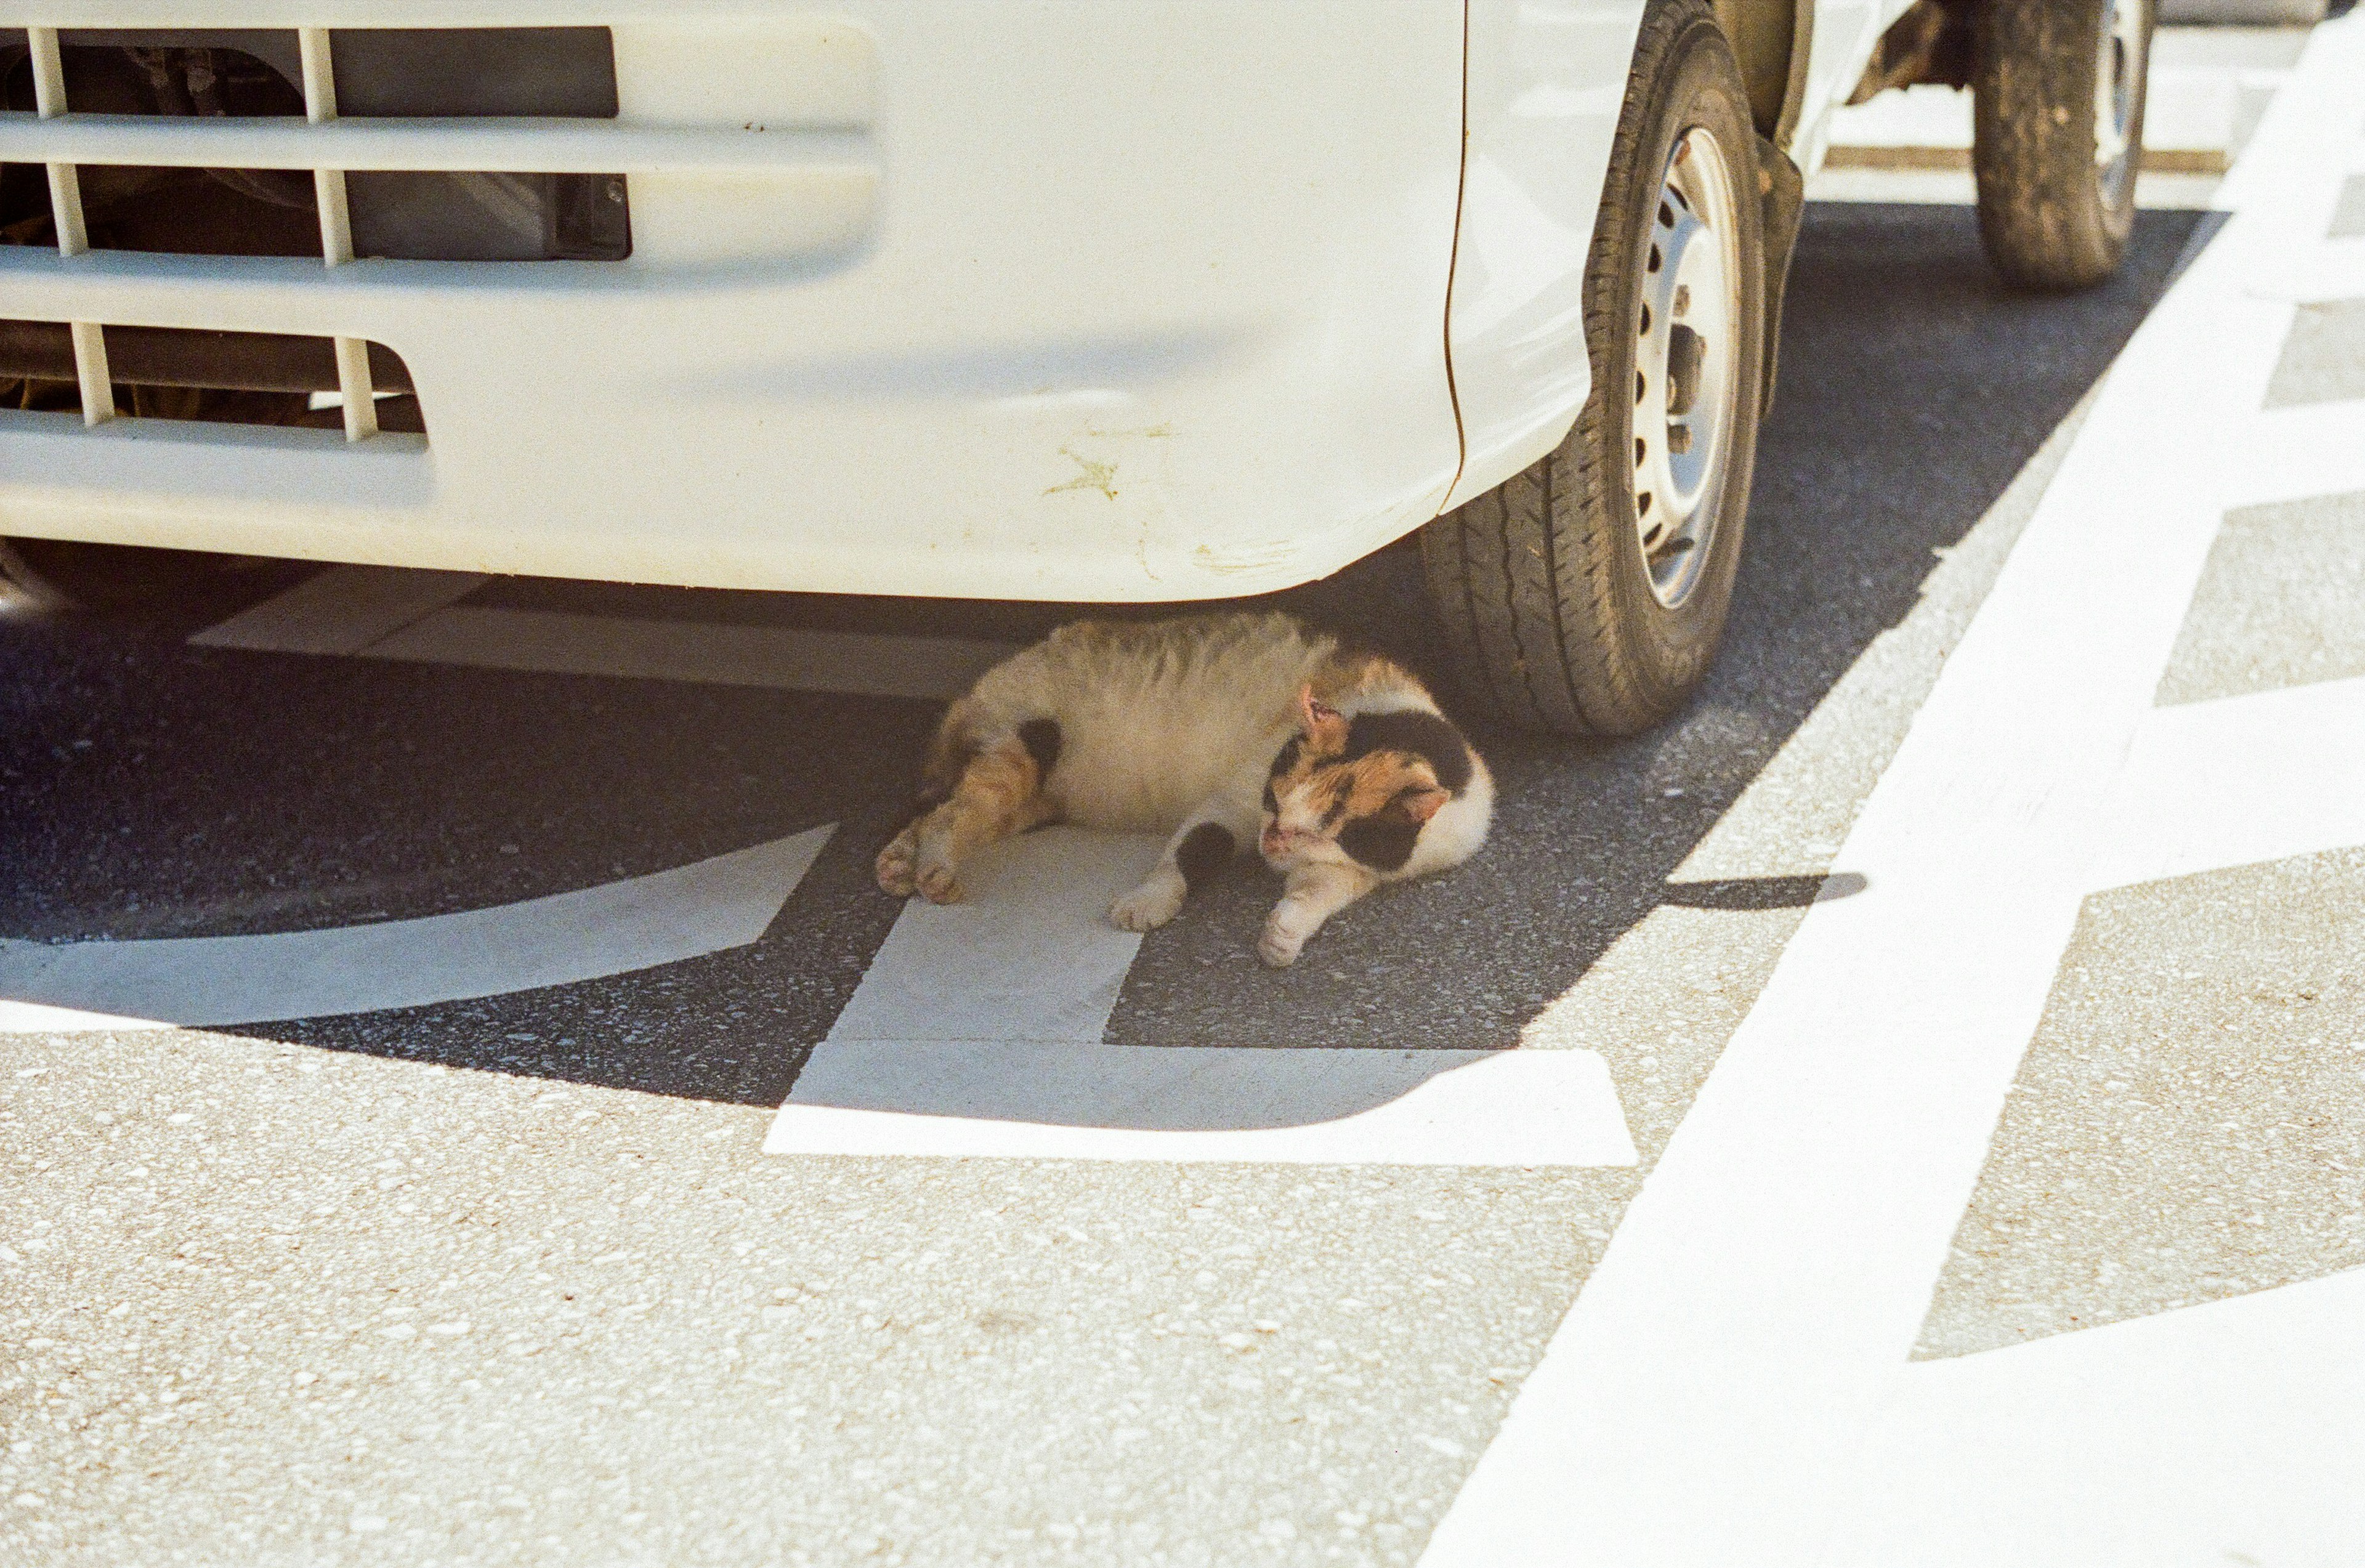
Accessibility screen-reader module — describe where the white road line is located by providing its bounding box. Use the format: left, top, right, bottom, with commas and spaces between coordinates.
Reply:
1825, 1267, 2365, 1568
2246, 399, 2365, 503
2097, 674, 2365, 890
765, 827, 1636, 1166
189, 565, 488, 655
2281, 235, 2365, 302
192, 570, 1021, 701
0, 825, 832, 1032
773, 1044, 1637, 1166
1419, 17, 2365, 1567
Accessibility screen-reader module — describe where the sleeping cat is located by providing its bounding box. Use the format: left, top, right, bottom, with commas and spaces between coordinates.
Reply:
875, 612, 1492, 967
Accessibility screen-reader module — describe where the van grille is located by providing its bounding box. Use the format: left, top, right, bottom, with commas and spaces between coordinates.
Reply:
1, 317, 422, 434
0, 24, 630, 438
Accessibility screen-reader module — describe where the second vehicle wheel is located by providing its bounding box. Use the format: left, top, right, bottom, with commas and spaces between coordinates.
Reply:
1972, 0, 2154, 291
1421, 0, 1766, 738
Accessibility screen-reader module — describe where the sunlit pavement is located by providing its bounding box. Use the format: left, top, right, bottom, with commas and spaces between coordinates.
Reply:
5, 17, 2364, 1567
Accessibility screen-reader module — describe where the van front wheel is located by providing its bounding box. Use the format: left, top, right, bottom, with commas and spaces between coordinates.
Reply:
1421, 0, 1766, 738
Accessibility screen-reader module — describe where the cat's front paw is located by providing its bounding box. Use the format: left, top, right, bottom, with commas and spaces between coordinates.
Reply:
1258, 911, 1311, 968
915, 857, 964, 904
875, 837, 918, 897
1109, 873, 1184, 932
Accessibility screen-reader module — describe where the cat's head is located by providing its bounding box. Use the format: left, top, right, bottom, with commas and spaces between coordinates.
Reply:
1259, 686, 1472, 873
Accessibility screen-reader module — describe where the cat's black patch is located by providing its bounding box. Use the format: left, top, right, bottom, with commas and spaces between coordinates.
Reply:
1339, 812, 1422, 872
1263, 735, 1301, 813
1341, 709, 1473, 793
1017, 717, 1062, 777
1175, 822, 1235, 889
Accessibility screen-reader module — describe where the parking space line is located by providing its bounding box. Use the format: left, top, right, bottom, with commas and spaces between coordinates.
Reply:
192, 570, 1022, 701
2098, 674, 2365, 891
190, 565, 488, 655
0, 825, 833, 1032
1826, 1267, 2365, 1567
1419, 17, 2365, 1566
766, 826, 1635, 1166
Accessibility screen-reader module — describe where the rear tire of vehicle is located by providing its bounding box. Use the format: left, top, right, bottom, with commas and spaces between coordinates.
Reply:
0, 537, 250, 613
1972, 0, 2154, 291
1421, 0, 1766, 738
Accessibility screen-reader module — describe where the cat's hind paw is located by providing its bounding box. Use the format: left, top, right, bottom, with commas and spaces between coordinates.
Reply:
1109, 872, 1185, 932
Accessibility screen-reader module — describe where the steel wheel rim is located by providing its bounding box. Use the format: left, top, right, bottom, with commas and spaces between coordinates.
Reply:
2095, 0, 2146, 196
1631, 125, 1742, 610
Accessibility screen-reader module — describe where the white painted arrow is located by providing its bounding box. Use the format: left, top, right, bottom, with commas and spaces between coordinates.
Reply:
0, 824, 834, 1032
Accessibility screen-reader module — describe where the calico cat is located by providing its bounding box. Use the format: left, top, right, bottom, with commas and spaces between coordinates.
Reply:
875, 612, 1493, 967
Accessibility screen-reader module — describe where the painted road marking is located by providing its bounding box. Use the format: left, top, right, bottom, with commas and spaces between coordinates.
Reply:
1420, 18, 2365, 1567
1826, 1267, 2365, 1567
765, 826, 1636, 1166
0, 825, 833, 1032
774, 1043, 1637, 1166
2284, 236, 2365, 302
191, 565, 488, 655
193, 568, 1020, 701
367, 607, 1018, 701
2245, 400, 2365, 504
2098, 674, 2365, 891
816, 828, 1163, 1046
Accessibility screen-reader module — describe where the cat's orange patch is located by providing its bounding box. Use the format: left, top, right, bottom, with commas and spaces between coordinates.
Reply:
1272, 744, 1443, 825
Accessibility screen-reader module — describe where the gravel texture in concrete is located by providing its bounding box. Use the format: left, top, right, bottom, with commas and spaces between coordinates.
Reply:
2266, 297, 2365, 408
2156, 490, 2365, 703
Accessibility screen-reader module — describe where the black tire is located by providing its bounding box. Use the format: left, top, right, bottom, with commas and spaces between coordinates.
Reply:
0, 537, 251, 612
1421, 0, 1766, 738
1973, 0, 2154, 291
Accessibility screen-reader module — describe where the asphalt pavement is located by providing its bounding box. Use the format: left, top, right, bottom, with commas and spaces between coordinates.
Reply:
5, 17, 2364, 1566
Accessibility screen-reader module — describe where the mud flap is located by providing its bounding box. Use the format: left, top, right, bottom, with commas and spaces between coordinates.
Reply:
1755, 134, 1806, 413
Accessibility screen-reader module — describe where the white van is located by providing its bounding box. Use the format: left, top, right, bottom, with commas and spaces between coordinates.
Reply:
0, 0, 2151, 732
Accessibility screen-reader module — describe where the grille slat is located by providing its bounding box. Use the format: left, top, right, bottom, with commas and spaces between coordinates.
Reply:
294, 26, 370, 438
28, 28, 89, 257
0, 318, 411, 394
0, 113, 867, 174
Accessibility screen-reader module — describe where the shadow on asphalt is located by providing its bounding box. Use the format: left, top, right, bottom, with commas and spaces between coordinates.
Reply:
0, 204, 2204, 1103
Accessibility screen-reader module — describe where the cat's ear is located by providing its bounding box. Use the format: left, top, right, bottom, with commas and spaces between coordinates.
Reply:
1393, 785, 1450, 825
1298, 685, 1347, 746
